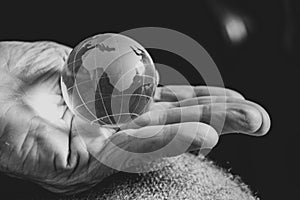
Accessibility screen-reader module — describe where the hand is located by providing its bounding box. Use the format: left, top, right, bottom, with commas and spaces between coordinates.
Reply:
0, 41, 270, 194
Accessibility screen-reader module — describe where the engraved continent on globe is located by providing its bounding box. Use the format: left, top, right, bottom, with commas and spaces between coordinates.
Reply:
61, 33, 157, 128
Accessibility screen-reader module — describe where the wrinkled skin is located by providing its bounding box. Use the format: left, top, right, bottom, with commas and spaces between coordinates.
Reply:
0, 41, 270, 194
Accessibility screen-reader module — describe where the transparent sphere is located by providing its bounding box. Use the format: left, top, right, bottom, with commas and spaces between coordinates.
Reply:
61, 33, 157, 128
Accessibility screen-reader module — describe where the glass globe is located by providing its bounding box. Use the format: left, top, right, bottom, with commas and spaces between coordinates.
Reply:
61, 33, 157, 128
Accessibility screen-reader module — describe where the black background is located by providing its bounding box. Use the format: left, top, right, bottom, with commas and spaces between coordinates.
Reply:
0, 1, 299, 199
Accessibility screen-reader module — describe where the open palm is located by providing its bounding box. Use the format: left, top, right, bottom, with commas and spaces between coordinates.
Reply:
0, 41, 270, 194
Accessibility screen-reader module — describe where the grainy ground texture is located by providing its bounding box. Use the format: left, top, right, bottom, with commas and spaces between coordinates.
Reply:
45, 153, 258, 200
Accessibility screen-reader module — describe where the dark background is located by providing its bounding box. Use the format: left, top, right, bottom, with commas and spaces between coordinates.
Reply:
0, 0, 299, 199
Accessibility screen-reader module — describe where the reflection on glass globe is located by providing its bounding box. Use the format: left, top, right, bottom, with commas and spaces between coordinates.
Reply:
61, 33, 157, 128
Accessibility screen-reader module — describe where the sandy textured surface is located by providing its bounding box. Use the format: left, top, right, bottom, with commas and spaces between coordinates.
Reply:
55, 153, 257, 200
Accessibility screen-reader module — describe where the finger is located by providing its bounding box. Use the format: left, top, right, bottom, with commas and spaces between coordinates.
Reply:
127, 122, 219, 151
154, 85, 244, 102
173, 96, 246, 107
123, 103, 264, 136
150, 96, 244, 111
173, 96, 270, 136
149, 95, 244, 113
99, 122, 218, 171
174, 97, 270, 136
226, 99, 271, 136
